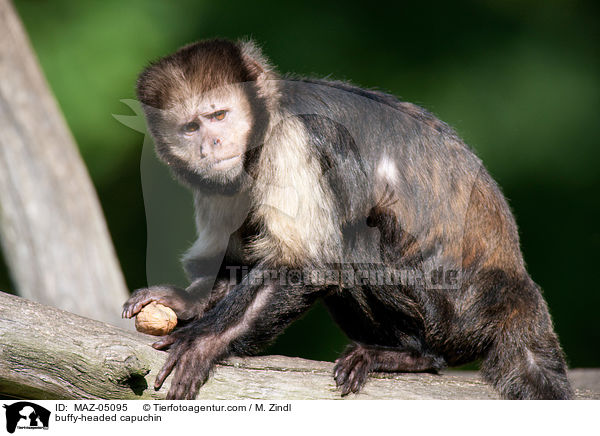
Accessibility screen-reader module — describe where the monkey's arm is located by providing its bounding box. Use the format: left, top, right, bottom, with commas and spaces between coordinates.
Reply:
123, 239, 242, 321
151, 264, 322, 399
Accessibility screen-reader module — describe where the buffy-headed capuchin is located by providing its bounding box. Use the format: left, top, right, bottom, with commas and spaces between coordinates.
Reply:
122, 38, 572, 400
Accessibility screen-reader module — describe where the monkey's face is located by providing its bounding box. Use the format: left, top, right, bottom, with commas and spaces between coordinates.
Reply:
146, 84, 254, 188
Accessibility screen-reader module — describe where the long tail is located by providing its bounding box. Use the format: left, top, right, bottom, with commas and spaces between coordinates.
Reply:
480, 281, 572, 399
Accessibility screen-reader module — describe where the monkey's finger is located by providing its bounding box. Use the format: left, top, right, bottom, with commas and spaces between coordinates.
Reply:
165, 351, 202, 399
122, 289, 156, 318
181, 362, 212, 399
122, 286, 187, 318
188, 376, 205, 399
122, 300, 147, 319
121, 303, 135, 318
174, 375, 199, 400
166, 376, 190, 400
130, 300, 153, 318
155, 354, 179, 389
152, 335, 177, 350
166, 376, 187, 399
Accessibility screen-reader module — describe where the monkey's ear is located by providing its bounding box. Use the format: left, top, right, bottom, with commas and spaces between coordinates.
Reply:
238, 39, 277, 83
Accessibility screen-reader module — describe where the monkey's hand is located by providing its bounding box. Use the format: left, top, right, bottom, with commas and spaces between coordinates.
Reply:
151, 324, 225, 399
142, 264, 320, 399
122, 285, 203, 321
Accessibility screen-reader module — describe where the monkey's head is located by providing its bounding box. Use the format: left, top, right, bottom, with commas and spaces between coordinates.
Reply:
136, 39, 276, 193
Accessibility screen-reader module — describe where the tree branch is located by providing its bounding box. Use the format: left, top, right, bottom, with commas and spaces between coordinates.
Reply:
1, 292, 598, 400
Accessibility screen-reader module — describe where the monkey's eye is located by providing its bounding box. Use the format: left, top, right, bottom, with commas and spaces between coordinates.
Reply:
209, 110, 227, 121
183, 121, 200, 133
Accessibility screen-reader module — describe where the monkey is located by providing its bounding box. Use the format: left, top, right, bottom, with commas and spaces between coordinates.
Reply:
122, 38, 573, 400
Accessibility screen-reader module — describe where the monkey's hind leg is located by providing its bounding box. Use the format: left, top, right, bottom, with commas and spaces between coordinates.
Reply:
333, 343, 446, 396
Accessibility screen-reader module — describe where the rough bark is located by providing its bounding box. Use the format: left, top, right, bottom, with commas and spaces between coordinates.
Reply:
0, 0, 128, 327
1, 292, 598, 400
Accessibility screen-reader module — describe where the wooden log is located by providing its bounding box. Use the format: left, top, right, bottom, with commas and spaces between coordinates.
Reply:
1, 291, 598, 400
0, 0, 129, 327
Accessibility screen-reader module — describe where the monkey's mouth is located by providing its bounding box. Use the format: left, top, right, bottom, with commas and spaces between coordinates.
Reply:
211, 154, 242, 170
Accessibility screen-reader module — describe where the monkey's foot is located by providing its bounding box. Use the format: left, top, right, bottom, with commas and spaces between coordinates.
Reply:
333, 343, 445, 396
122, 285, 200, 320
334, 344, 373, 395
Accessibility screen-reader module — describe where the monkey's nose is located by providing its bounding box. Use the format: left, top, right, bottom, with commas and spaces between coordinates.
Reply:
200, 144, 209, 158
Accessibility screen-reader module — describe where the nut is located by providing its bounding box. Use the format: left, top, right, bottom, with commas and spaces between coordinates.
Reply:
135, 302, 177, 336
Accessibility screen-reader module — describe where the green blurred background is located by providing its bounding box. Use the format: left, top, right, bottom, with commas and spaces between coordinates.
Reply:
1, 0, 598, 367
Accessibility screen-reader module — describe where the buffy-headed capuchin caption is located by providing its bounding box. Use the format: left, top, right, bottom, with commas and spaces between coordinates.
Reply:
122, 39, 572, 400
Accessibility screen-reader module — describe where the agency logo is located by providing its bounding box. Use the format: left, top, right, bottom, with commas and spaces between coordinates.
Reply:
2, 402, 50, 433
